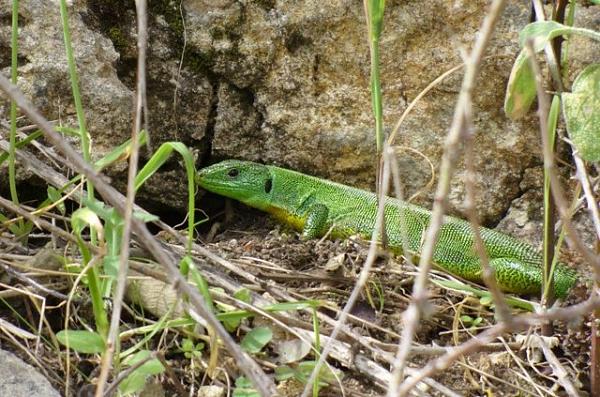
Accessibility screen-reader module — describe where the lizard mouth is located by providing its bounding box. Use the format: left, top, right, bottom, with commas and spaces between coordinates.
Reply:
195, 161, 260, 200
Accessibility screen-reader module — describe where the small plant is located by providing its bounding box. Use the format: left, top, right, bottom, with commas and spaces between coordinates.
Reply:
505, 7, 600, 392
181, 337, 205, 360
505, 14, 600, 300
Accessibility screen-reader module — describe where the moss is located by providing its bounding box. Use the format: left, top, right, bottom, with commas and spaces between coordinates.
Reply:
87, 0, 134, 51
149, 0, 185, 39
107, 27, 128, 51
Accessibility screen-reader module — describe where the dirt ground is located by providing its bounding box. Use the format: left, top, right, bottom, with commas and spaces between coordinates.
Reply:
0, 205, 593, 396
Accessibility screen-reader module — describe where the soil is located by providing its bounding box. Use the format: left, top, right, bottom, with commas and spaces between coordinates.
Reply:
0, 205, 593, 396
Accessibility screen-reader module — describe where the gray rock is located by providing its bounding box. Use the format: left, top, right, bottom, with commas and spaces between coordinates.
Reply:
0, 349, 60, 397
0, 0, 132, 152
0, 0, 214, 210
1, 0, 598, 224
190, 0, 542, 223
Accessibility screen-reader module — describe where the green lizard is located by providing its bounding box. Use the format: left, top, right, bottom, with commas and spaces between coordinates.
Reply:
196, 160, 578, 298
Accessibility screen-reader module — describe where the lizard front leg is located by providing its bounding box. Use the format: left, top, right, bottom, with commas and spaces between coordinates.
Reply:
301, 203, 329, 240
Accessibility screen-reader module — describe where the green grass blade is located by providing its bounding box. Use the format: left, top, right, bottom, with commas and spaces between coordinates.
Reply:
9, 0, 24, 233
365, 0, 386, 155
58, 0, 93, 201
135, 142, 196, 251
95, 130, 148, 171
432, 279, 535, 312
0, 130, 43, 166
541, 95, 560, 302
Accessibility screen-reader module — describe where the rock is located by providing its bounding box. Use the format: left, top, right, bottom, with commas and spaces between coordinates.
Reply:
196, 385, 225, 397
1, 1, 598, 224
497, 165, 598, 259
187, 0, 547, 224
0, 349, 60, 397
495, 166, 545, 247
0, 0, 132, 153
0, 0, 214, 210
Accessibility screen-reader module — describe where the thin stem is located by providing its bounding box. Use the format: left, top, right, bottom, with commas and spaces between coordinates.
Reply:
9, 0, 21, 225
388, 1, 508, 394
94, 0, 148, 396
371, 38, 384, 155
58, 0, 93, 199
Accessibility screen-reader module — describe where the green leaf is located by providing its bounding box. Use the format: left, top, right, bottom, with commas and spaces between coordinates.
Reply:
123, 350, 164, 373
103, 254, 119, 278
275, 338, 312, 364
519, 21, 565, 52
263, 300, 320, 312
216, 300, 321, 331
47, 186, 66, 215
432, 279, 535, 311
181, 338, 204, 359
135, 141, 194, 191
132, 210, 159, 223
479, 295, 493, 306
563, 64, 600, 161
186, 257, 214, 312
274, 365, 296, 381
120, 350, 165, 395
296, 360, 341, 385
0, 130, 43, 166
216, 310, 254, 323
118, 371, 146, 396
71, 207, 104, 240
460, 315, 474, 325
519, 21, 600, 51
135, 141, 196, 251
94, 130, 148, 171
234, 288, 252, 303
56, 330, 105, 354
504, 49, 536, 119
233, 377, 260, 397
54, 126, 82, 137
241, 327, 273, 354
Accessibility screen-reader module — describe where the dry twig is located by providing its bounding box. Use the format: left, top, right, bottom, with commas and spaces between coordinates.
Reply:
96, 0, 148, 395
388, 1, 509, 394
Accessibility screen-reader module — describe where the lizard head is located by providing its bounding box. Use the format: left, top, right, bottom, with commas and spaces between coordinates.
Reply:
196, 160, 273, 210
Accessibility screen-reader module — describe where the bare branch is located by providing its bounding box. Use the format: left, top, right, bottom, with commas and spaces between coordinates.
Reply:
388, 1, 508, 394
96, 0, 149, 395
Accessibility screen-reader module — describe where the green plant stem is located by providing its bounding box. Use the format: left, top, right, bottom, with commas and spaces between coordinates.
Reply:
370, 39, 383, 156
75, 240, 109, 338
58, 0, 93, 200
560, 0, 576, 82
9, 0, 20, 217
87, 265, 109, 337
541, 95, 560, 318
312, 306, 321, 397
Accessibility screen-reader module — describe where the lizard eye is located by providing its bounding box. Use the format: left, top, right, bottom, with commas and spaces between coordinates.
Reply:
227, 168, 239, 178
264, 178, 272, 193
